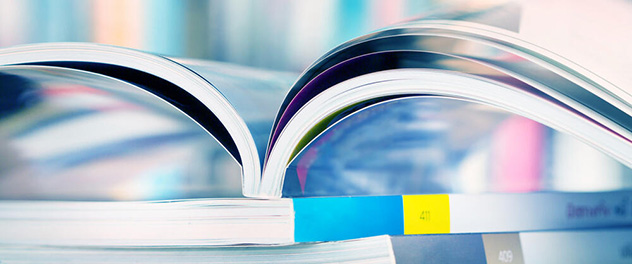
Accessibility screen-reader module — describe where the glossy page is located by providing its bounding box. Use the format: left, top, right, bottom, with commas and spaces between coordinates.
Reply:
176, 58, 297, 166
283, 97, 632, 197
0, 66, 241, 200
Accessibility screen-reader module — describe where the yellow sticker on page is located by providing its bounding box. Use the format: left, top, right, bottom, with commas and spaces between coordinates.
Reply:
403, 194, 450, 234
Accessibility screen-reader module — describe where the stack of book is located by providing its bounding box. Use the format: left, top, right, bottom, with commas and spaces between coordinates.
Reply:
1, 3, 632, 263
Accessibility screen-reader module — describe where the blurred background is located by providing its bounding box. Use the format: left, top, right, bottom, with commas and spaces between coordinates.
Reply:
2, 0, 630, 76
0, 0, 506, 72
2, 0, 630, 78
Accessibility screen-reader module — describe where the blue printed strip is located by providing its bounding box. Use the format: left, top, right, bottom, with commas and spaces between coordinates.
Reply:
293, 195, 404, 242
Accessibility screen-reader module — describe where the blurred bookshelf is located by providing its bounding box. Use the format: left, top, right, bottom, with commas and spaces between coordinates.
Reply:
0, 0, 446, 71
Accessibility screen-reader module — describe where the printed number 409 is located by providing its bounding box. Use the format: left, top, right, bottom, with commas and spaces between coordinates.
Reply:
498, 250, 513, 263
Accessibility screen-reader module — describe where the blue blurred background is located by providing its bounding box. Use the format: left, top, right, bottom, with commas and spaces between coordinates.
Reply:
0, 0, 492, 72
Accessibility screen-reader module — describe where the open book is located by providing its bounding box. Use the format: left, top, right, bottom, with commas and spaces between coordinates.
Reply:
0, 20, 632, 197
2, 13, 632, 199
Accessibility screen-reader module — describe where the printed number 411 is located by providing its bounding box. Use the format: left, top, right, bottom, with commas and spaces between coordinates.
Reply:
419, 210, 431, 221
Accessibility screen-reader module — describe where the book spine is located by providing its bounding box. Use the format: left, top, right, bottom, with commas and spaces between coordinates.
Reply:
293, 191, 632, 242
391, 228, 632, 264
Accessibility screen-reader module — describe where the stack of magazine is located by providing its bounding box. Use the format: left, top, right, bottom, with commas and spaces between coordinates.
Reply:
1, 3, 632, 264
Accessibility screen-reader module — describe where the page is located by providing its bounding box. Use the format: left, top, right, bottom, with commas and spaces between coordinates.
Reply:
268, 21, 632, 155
0, 65, 241, 200
175, 58, 297, 168
260, 68, 632, 197
261, 4, 632, 199
0, 45, 244, 164
0, 198, 293, 246
283, 96, 632, 197
268, 2, 524, 151
0, 43, 267, 196
0, 235, 394, 263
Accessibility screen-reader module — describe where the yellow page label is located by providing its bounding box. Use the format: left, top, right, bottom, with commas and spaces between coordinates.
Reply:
403, 194, 450, 234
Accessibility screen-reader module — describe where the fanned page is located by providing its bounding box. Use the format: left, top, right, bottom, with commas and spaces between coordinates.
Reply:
279, 95, 632, 197
0, 44, 295, 200
0, 65, 242, 200
260, 16, 632, 197
0, 43, 295, 200
173, 58, 296, 165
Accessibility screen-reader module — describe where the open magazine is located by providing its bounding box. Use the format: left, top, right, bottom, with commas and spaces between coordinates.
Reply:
1, 2, 632, 261
1, 6, 632, 199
